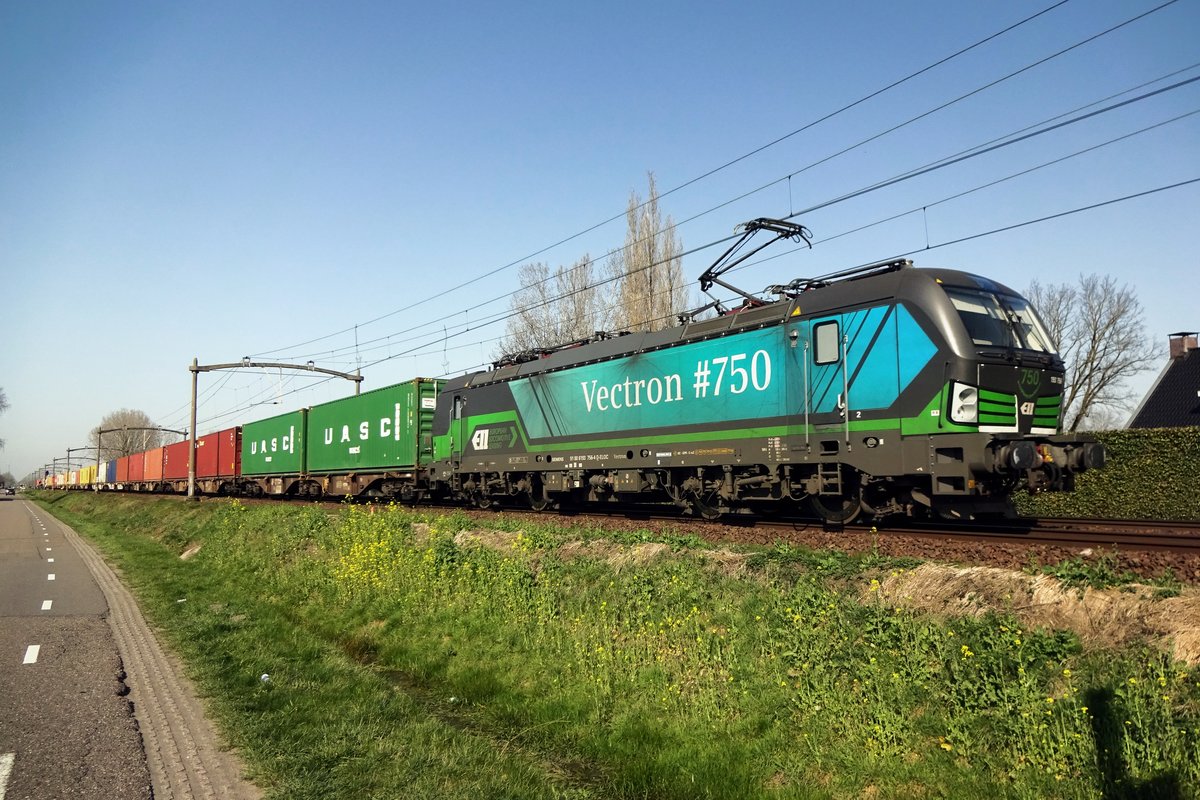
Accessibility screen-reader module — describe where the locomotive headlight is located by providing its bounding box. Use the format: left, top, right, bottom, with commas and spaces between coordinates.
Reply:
949, 382, 979, 424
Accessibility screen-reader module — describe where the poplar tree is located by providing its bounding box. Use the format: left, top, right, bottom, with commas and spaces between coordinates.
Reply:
607, 173, 689, 332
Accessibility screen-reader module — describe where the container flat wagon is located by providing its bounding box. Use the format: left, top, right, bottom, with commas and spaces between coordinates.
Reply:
304, 378, 443, 499
240, 410, 307, 496
238, 379, 443, 499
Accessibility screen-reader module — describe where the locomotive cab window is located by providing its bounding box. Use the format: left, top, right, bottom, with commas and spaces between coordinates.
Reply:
813, 321, 840, 364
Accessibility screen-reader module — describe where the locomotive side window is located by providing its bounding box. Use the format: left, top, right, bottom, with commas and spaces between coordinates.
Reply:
814, 321, 840, 364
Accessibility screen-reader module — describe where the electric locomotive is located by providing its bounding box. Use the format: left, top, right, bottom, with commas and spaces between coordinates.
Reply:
429, 218, 1103, 522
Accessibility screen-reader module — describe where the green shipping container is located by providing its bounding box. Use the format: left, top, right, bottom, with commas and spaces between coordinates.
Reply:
241, 409, 307, 476
305, 378, 443, 473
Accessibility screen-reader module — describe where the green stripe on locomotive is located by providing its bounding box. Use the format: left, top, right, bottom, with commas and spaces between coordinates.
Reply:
440, 408, 914, 455
978, 388, 1018, 427
442, 378, 1065, 457
1033, 395, 1062, 430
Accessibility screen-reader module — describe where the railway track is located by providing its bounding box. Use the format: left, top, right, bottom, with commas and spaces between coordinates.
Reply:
55, 491, 1200, 580
473, 504, 1200, 581
181, 491, 1200, 556
875, 517, 1200, 554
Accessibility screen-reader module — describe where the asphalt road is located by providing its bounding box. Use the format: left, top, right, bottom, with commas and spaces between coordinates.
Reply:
0, 496, 259, 799
0, 495, 150, 799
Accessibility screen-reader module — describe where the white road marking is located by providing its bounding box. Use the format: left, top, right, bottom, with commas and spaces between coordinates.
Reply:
47, 574, 55, 581
47, 558, 54, 563
41, 600, 52, 611
0, 751, 14, 799
22, 645, 40, 665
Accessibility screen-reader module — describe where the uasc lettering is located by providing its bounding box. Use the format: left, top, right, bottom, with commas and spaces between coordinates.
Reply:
251, 425, 295, 456
321, 403, 405, 446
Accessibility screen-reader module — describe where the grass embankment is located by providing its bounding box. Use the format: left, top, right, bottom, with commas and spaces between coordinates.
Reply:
36, 492, 1200, 799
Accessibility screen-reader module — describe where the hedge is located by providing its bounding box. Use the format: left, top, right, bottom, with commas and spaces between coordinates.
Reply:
1014, 427, 1200, 520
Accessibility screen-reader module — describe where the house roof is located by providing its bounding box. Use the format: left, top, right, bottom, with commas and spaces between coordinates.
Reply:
1128, 341, 1200, 428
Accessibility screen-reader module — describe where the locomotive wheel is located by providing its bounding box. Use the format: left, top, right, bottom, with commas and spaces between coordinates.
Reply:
809, 492, 862, 524
809, 468, 863, 525
527, 482, 551, 512
688, 489, 724, 521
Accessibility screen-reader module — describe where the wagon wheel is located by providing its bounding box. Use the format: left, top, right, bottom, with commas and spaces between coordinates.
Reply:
808, 468, 863, 525
473, 491, 493, 510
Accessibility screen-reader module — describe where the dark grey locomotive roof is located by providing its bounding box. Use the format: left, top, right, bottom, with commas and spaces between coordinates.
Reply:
446, 264, 1019, 391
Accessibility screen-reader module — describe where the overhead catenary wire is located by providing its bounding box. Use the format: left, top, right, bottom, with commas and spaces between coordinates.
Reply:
220, 175, 1199, 424
806, 108, 1200, 252
253, 23, 1195, 371
244, 65, 1200, 372
248, 0, 1083, 361
783, 74, 1200, 222
420, 177, 1200, 382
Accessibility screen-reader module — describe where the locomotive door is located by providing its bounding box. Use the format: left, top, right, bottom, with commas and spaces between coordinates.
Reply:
805, 304, 902, 451
450, 395, 467, 469
807, 317, 850, 451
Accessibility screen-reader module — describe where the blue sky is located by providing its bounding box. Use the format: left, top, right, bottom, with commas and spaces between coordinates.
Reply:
2, 0, 1198, 480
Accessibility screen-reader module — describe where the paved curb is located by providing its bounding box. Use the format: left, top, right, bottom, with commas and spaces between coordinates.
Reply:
56, 516, 261, 800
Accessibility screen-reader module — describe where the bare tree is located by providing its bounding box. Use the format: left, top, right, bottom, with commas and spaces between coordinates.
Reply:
497, 173, 689, 358
1026, 274, 1157, 431
498, 255, 612, 356
90, 408, 174, 461
607, 173, 689, 332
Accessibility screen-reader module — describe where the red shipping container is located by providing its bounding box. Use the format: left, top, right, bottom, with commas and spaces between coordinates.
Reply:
195, 432, 219, 478
162, 440, 190, 481
217, 427, 241, 477
144, 447, 165, 481
193, 427, 240, 478
129, 451, 146, 482
117, 455, 130, 483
